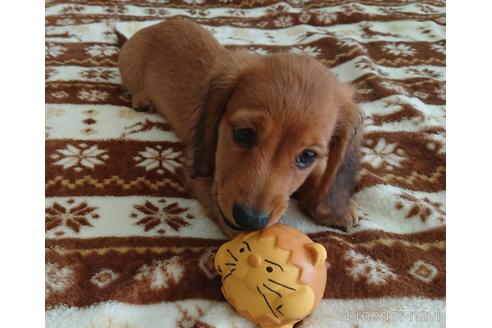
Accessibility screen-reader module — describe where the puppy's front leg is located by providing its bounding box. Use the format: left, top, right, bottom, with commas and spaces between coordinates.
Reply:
295, 157, 359, 231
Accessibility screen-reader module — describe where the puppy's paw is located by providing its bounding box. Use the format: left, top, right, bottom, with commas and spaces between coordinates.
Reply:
306, 199, 359, 232
131, 92, 155, 112
343, 199, 359, 228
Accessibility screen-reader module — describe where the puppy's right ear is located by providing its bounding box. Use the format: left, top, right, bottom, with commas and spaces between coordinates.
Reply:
191, 55, 241, 178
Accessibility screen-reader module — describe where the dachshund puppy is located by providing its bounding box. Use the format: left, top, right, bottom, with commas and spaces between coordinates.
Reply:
118, 19, 363, 236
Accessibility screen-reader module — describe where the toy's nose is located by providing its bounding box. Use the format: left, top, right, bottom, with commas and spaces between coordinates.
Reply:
248, 254, 262, 267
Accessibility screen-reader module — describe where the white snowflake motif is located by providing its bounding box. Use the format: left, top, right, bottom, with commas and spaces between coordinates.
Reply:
344, 249, 397, 286
51, 144, 109, 172
77, 89, 109, 102
183, 0, 205, 4
46, 262, 74, 296
134, 145, 181, 174
316, 12, 338, 24
362, 138, 406, 170
273, 15, 294, 28
290, 45, 322, 58
85, 44, 119, 57
135, 256, 184, 290
430, 43, 446, 55
382, 43, 416, 57
45, 43, 66, 57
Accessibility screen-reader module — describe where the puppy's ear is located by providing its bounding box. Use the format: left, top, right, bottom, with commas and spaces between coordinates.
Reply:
301, 85, 363, 227
191, 57, 240, 177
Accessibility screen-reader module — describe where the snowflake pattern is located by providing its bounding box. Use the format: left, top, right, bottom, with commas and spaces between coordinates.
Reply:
316, 12, 338, 24
361, 138, 406, 170
131, 199, 194, 234
45, 43, 66, 57
46, 199, 100, 236
290, 45, 322, 58
273, 15, 294, 27
79, 68, 116, 81
134, 256, 184, 290
85, 45, 119, 57
345, 249, 397, 286
134, 145, 181, 174
77, 89, 110, 102
395, 192, 445, 223
51, 143, 109, 172
382, 43, 416, 57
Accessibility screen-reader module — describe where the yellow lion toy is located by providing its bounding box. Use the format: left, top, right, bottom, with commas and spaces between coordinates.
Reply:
214, 224, 327, 328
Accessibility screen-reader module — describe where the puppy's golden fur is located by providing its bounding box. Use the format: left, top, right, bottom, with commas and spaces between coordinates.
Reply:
118, 19, 363, 236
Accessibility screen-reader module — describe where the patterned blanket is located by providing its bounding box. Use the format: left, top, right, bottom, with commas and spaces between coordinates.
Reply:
45, 0, 446, 327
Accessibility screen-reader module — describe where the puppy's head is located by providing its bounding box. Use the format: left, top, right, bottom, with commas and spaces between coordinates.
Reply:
193, 52, 359, 232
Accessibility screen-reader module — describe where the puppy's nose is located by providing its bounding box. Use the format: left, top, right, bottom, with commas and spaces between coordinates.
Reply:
233, 204, 269, 230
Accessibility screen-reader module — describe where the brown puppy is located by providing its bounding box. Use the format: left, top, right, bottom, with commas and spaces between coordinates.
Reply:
118, 19, 363, 236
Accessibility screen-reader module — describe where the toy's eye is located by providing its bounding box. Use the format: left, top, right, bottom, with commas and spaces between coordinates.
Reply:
240, 248, 245, 253
266, 266, 273, 273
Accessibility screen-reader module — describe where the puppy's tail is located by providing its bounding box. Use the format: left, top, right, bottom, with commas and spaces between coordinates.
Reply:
115, 30, 128, 48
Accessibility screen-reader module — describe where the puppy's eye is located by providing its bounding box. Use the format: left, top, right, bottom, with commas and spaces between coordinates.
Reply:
296, 149, 317, 169
233, 128, 255, 148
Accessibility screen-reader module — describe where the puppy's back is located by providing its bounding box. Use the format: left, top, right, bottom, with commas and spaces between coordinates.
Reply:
118, 19, 227, 139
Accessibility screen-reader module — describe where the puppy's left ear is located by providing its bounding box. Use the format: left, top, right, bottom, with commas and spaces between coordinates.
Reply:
307, 85, 363, 225
191, 55, 241, 177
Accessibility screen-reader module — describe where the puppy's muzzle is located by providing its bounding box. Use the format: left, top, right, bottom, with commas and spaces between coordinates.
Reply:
232, 204, 269, 230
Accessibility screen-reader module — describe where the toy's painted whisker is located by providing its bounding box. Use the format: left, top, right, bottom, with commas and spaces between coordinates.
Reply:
226, 249, 238, 262
257, 286, 278, 318
225, 262, 236, 266
262, 283, 282, 297
276, 304, 284, 316
268, 279, 296, 291
223, 268, 235, 282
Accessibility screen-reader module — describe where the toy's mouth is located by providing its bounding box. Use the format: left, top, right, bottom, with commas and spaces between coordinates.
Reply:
218, 205, 242, 231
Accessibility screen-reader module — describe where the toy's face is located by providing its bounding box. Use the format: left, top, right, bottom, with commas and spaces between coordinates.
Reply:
215, 231, 315, 326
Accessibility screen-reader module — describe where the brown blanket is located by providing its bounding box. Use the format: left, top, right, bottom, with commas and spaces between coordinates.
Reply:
45, 0, 445, 327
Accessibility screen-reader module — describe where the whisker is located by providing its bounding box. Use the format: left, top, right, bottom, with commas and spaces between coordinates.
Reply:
263, 283, 282, 297
268, 279, 296, 291
225, 263, 236, 266
222, 268, 235, 282
226, 249, 238, 262
217, 265, 222, 273
276, 305, 284, 316
256, 286, 278, 318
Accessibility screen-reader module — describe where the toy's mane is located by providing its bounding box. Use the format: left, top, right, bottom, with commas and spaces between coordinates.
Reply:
259, 225, 325, 308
